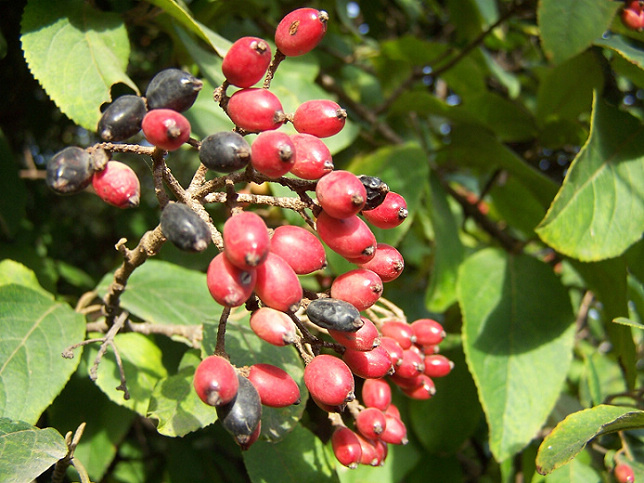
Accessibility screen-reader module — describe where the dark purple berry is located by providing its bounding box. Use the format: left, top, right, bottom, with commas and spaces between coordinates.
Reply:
160, 202, 211, 252
199, 131, 251, 173
145, 68, 203, 112
306, 298, 363, 332
97, 95, 147, 142
216, 374, 262, 447
46, 147, 94, 195
359, 175, 389, 211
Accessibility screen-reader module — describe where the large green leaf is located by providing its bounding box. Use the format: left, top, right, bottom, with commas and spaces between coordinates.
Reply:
538, 0, 619, 64
0, 259, 50, 297
96, 260, 222, 327
536, 405, 644, 475
536, 98, 644, 261
20, 0, 137, 130
595, 34, 644, 71
0, 418, 67, 483
243, 424, 339, 483
0, 284, 85, 424
458, 248, 575, 461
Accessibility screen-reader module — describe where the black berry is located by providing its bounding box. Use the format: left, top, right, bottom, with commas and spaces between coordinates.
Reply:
46, 147, 94, 195
97, 95, 147, 142
306, 298, 363, 332
216, 374, 262, 447
199, 131, 251, 173
145, 68, 203, 112
160, 202, 211, 252
359, 175, 389, 211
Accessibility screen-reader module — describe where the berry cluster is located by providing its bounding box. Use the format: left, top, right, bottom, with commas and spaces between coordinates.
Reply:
45, 7, 452, 468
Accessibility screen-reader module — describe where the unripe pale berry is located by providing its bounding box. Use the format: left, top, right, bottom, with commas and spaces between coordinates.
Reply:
330, 268, 383, 312
160, 202, 211, 252
410, 318, 446, 346
304, 354, 355, 407
217, 374, 262, 448
200, 131, 251, 173
328, 317, 379, 351
247, 363, 301, 407
358, 243, 404, 282
227, 88, 285, 132
97, 95, 147, 142
381, 320, 416, 350
316, 211, 376, 264
250, 307, 297, 346
142, 109, 191, 151
223, 211, 270, 270
250, 131, 296, 178
92, 160, 140, 208
222, 37, 272, 88
46, 147, 95, 195
316, 170, 366, 219
254, 252, 303, 313
289, 133, 333, 179
342, 346, 394, 379
293, 99, 346, 138
331, 427, 362, 469
306, 298, 363, 332
193, 355, 239, 406
275, 8, 328, 57
269, 225, 326, 274
145, 68, 203, 112
361, 192, 408, 229
361, 378, 392, 411
206, 252, 256, 307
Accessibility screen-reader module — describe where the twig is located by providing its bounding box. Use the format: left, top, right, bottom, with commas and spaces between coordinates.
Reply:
263, 50, 286, 89
51, 423, 89, 483
215, 306, 232, 357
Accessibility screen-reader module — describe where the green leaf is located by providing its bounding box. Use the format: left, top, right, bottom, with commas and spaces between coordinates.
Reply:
536, 97, 644, 261
543, 452, 602, 483
243, 424, 340, 483
538, 0, 619, 64
488, 174, 546, 237
613, 316, 644, 329
336, 439, 420, 483
0, 259, 50, 297
458, 248, 576, 461
21, 0, 137, 130
0, 418, 67, 483
536, 405, 644, 475
96, 260, 223, 328
595, 34, 644, 71
84, 332, 168, 416
0, 284, 85, 424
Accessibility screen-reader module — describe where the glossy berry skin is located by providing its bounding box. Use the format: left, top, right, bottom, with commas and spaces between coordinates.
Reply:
193, 355, 239, 407
216, 374, 262, 447
379, 414, 408, 445
46, 147, 94, 195
306, 298, 363, 332
356, 407, 387, 440
622, 1, 644, 31
247, 363, 300, 407
92, 161, 140, 208
145, 68, 203, 112
227, 88, 285, 132
304, 354, 355, 407
358, 243, 404, 283
316, 211, 376, 264
343, 346, 394, 379
316, 170, 366, 219
98, 95, 147, 142
381, 320, 416, 350
275, 8, 328, 57
359, 175, 389, 211
160, 202, 211, 252
269, 225, 326, 274
410, 318, 446, 346
356, 434, 380, 466
242, 421, 262, 451
615, 462, 636, 483
142, 109, 191, 151
331, 427, 362, 469
250, 307, 297, 346
400, 374, 436, 400
250, 131, 296, 178
330, 268, 383, 312
361, 378, 392, 411
379, 336, 404, 367
206, 252, 256, 307
222, 37, 272, 88
289, 133, 333, 180
293, 100, 346, 138
394, 348, 425, 379
200, 131, 251, 173
423, 354, 454, 378
328, 317, 379, 351
361, 192, 408, 229
223, 211, 270, 270
254, 252, 303, 313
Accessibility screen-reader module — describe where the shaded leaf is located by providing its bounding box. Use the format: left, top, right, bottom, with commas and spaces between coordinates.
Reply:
0, 259, 50, 297
536, 405, 644, 475
336, 439, 420, 483
21, 0, 137, 130
0, 284, 85, 424
0, 418, 67, 483
613, 316, 644, 329
0, 131, 26, 239
595, 34, 644, 71
458, 249, 576, 461
537, 97, 644, 261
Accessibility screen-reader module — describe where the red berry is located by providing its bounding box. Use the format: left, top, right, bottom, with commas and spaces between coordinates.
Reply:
254, 252, 303, 312
410, 318, 445, 346
289, 133, 333, 180
47, 147, 95, 195
275, 8, 328, 57
615, 462, 636, 483
206, 252, 256, 307
222, 37, 272, 88
361, 192, 408, 229
330, 269, 383, 312
142, 109, 191, 151
355, 434, 380, 466
247, 363, 301, 407
293, 99, 346, 138
423, 354, 454, 378
343, 346, 394, 379
331, 427, 362, 469
355, 407, 387, 440
193, 355, 239, 406
250, 131, 296, 178
223, 211, 270, 270
304, 354, 355, 407
381, 320, 415, 350
316, 170, 366, 219
384, 403, 401, 420
379, 414, 408, 445
328, 317, 379, 351
269, 225, 326, 274
227, 88, 285, 132
92, 160, 140, 208
373, 439, 388, 466
361, 378, 392, 411
379, 336, 404, 367
316, 211, 376, 264
622, 1, 644, 31
394, 348, 425, 379
241, 421, 262, 451
358, 243, 404, 282
399, 374, 436, 400
249, 307, 297, 346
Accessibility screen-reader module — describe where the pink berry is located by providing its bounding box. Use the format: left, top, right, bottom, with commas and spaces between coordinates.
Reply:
394, 348, 425, 379
316, 170, 366, 219
355, 434, 379, 466
342, 346, 393, 379
92, 160, 140, 209
316, 211, 376, 264
289, 133, 333, 180
399, 374, 436, 400
222, 37, 272, 88
379, 414, 408, 445
615, 462, 636, 483
141, 109, 191, 151
227, 88, 285, 132
328, 317, 379, 351
250, 131, 296, 178
379, 336, 404, 367
423, 354, 454, 378
206, 252, 256, 307
330, 268, 383, 312
254, 252, 303, 313
304, 355, 355, 407
410, 318, 446, 346
269, 225, 326, 274
293, 99, 346, 138
247, 363, 301, 407
332, 427, 362, 469
358, 243, 404, 282
275, 8, 328, 57
361, 378, 392, 411
381, 320, 415, 350
362, 192, 408, 229
356, 407, 387, 440
249, 307, 297, 346
193, 355, 239, 406
622, 1, 644, 31
223, 211, 271, 270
